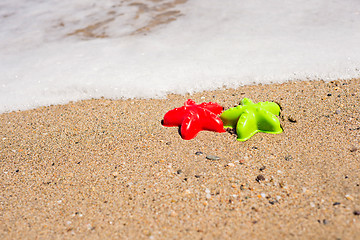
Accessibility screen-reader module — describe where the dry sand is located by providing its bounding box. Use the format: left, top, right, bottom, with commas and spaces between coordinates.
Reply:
1, 79, 359, 239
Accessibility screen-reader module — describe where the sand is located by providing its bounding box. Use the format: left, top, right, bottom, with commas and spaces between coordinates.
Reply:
0, 79, 359, 239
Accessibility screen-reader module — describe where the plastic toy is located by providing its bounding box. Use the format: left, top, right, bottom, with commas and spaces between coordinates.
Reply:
162, 99, 225, 140
220, 98, 282, 141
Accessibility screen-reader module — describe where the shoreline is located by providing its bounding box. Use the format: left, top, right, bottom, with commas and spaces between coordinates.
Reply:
1, 78, 359, 239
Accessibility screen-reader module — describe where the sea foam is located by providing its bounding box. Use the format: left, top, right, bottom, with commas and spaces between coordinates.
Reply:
1, 0, 360, 112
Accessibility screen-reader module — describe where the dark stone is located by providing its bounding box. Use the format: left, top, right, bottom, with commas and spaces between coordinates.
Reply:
259, 166, 266, 171
327, 93, 332, 96
354, 210, 360, 216
176, 170, 182, 174
285, 155, 293, 161
195, 151, 203, 155
333, 202, 341, 206
288, 116, 297, 123
195, 175, 201, 178
350, 147, 358, 152
15, 169, 19, 173
256, 175, 265, 182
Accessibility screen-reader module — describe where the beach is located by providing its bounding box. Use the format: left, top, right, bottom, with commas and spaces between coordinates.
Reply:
0, 78, 359, 239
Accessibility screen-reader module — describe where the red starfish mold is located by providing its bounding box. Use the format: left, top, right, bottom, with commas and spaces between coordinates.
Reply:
162, 99, 225, 140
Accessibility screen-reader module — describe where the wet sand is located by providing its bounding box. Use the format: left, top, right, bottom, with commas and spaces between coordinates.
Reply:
1, 79, 359, 239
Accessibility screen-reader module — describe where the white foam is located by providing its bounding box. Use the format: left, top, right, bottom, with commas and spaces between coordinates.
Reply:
1, 0, 360, 112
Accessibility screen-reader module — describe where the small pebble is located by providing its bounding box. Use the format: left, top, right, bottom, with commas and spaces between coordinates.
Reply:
288, 115, 297, 123
345, 194, 354, 201
176, 169, 182, 174
323, 219, 328, 225
184, 189, 191, 195
227, 163, 235, 167
345, 194, 353, 200
256, 174, 266, 182
206, 155, 220, 161
259, 166, 266, 171
195, 151, 203, 155
169, 210, 178, 217
87, 224, 95, 230
353, 210, 360, 216
350, 146, 358, 152
333, 202, 341, 206
327, 93, 332, 96
284, 155, 293, 161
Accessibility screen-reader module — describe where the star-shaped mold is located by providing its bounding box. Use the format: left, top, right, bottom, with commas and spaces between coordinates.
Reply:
162, 99, 225, 140
220, 98, 282, 141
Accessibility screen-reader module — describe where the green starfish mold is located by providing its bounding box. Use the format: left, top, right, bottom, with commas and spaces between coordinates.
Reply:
220, 98, 283, 141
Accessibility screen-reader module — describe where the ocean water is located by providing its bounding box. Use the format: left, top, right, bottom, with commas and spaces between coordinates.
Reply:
1, 0, 360, 113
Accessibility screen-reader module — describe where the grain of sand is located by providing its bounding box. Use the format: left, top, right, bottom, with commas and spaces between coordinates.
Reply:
1, 79, 359, 239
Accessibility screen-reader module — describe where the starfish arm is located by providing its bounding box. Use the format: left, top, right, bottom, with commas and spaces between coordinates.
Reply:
257, 102, 280, 116
236, 110, 258, 141
180, 111, 201, 140
220, 106, 243, 128
199, 102, 224, 115
162, 107, 188, 126
256, 109, 283, 134
185, 99, 196, 106
240, 98, 253, 106
198, 109, 225, 133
